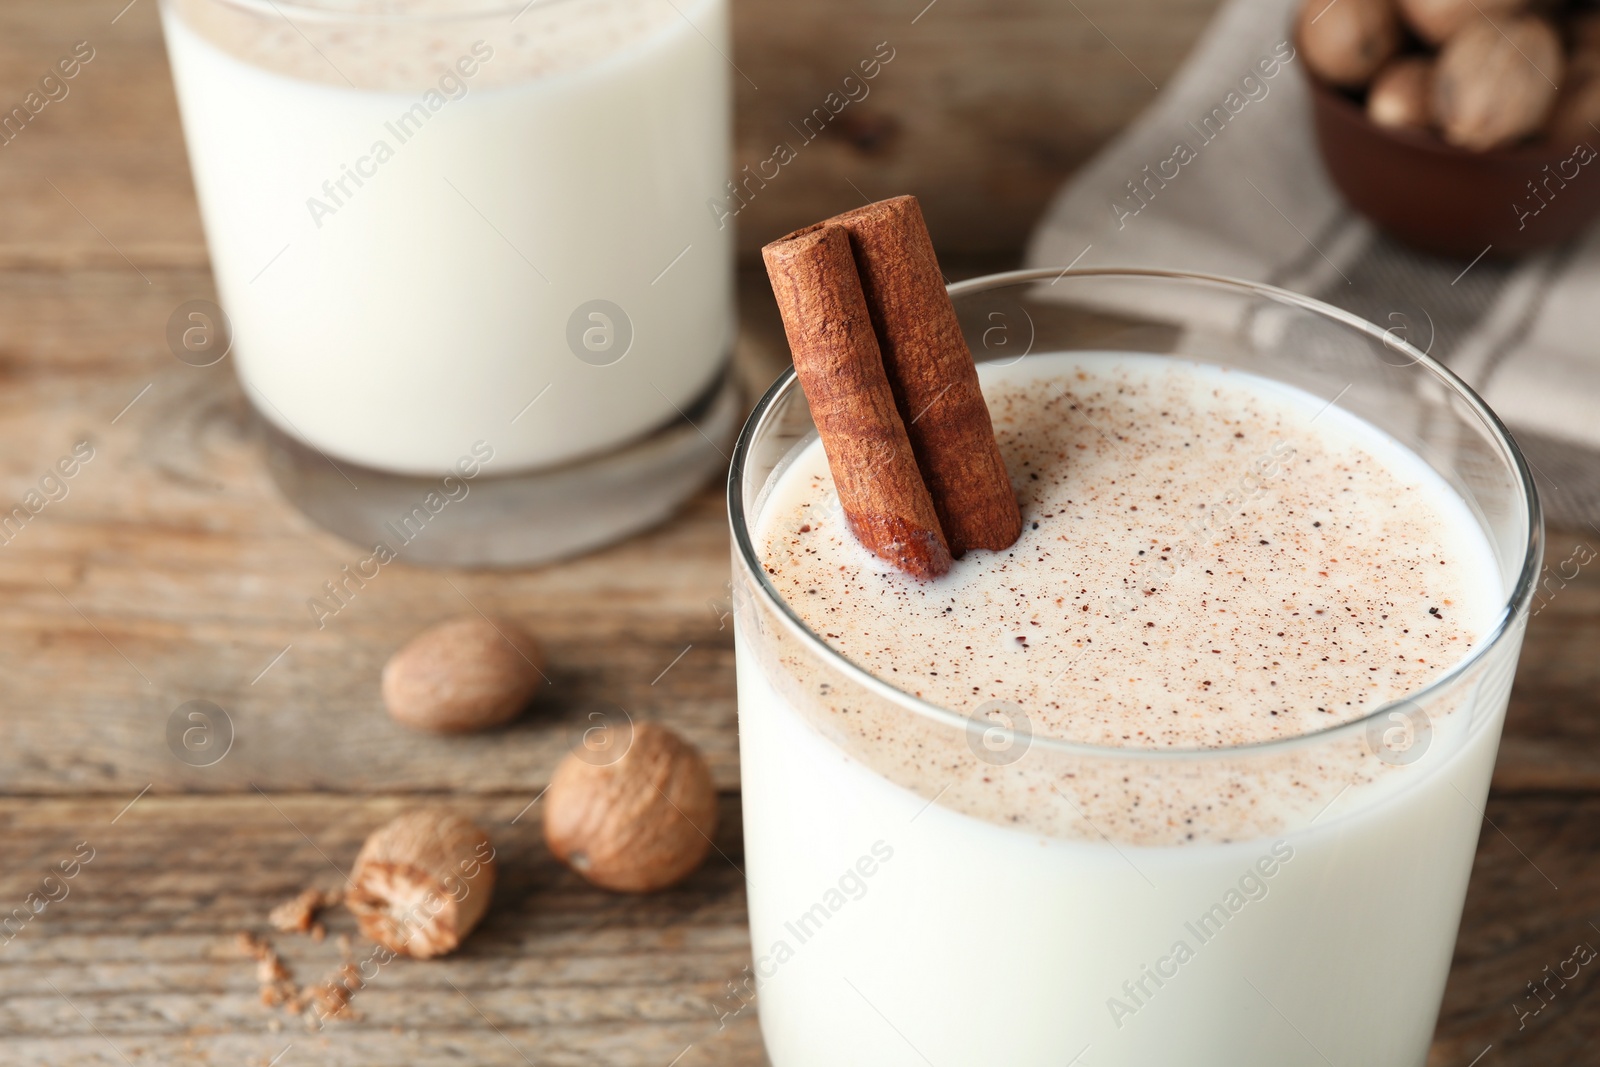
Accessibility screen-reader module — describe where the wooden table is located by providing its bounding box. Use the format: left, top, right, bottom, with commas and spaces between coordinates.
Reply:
2, 2, 1598, 1064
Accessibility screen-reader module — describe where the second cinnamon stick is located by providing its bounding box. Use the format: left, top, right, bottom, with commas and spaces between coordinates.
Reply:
831, 196, 1023, 556
762, 224, 953, 580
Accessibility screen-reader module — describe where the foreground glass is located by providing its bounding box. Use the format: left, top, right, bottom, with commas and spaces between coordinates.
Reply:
728, 269, 1541, 1066
161, 0, 735, 565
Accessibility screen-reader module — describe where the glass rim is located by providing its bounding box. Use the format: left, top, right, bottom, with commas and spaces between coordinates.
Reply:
190, 0, 577, 25
727, 266, 1544, 763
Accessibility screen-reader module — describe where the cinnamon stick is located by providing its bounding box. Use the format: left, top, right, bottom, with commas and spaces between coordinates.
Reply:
762, 224, 953, 580
829, 196, 1023, 556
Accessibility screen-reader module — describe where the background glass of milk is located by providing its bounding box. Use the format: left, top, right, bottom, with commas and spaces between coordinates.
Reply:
728, 269, 1541, 1066
161, 0, 735, 565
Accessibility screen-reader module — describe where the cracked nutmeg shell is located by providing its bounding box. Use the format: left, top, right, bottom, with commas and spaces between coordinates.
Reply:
346, 808, 496, 959
543, 722, 717, 893
382, 615, 545, 733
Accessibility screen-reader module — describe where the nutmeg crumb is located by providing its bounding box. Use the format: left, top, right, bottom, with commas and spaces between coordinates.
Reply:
268, 887, 341, 935
303, 964, 363, 1024
237, 931, 301, 1014
236, 930, 271, 960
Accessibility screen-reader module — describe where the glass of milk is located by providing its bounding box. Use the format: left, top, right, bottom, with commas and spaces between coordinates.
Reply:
161, 0, 735, 565
728, 269, 1540, 1066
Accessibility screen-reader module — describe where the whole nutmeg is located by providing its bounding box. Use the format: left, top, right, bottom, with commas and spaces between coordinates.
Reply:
382, 615, 545, 733
1434, 15, 1562, 151
1396, 0, 1527, 46
543, 722, 717, 893
346, 808, 496, 959
1298, 0, 1402, 89
1368, 57, 1436, 130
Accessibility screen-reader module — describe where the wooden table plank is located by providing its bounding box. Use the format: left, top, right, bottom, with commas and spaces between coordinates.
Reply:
0, 263, 790, 796
2, 792, 1596, 1065
1495, 529, 1600, 794
0, 794, 763, 1066
0, 1, 207, 274
1432, 794, 1600, 1066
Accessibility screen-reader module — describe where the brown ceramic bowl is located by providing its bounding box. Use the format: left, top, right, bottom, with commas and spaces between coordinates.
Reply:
1306, 70, 1600, 258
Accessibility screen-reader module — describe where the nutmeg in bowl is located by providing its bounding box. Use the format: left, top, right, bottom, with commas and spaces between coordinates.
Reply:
1305, 71, 1600, 258
1296, 0, 1600, 258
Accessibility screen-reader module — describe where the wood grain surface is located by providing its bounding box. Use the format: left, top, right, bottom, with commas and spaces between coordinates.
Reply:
0, 1, 1597, 1064
0, 794, 764, 1067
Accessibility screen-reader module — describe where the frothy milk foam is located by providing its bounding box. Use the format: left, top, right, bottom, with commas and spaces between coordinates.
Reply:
162, 0, 731, 475
737, 352, 1509, 1065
